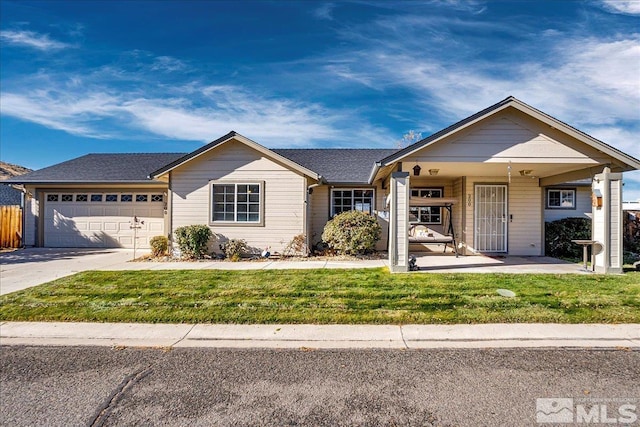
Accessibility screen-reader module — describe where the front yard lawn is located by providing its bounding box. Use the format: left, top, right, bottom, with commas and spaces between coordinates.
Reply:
1, 269, 638, 324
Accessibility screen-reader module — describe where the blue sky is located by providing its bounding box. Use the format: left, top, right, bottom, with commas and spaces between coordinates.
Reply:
1, 0, 639, 200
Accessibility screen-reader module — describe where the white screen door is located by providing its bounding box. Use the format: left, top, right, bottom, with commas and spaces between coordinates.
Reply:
474, 185, 508, 252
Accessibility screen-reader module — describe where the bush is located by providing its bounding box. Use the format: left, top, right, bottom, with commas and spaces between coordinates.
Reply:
220, 239, 248, 261
322, 210, 381, 255
283, 234, 308, 257
174, 225, 212, 259
545, 217, 591, 260
149, 235, 169, 257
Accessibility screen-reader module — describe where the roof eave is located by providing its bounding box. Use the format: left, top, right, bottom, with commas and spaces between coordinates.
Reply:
8, 180, 166, 186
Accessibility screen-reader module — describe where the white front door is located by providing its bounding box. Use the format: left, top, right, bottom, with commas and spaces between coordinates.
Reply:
474, 185, 508, 252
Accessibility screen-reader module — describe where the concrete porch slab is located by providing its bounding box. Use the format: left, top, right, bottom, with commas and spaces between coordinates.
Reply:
413, 254, 588, 274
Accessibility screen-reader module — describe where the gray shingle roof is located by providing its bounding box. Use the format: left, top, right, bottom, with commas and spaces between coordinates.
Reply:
273, 149, 396, 183
6, 148, 396, 185
4, 153, 186, 184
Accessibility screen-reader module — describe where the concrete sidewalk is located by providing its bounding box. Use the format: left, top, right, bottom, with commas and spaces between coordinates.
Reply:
1, 322, 638, 349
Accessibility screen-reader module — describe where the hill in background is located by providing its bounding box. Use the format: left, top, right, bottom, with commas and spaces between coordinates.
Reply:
0, 161, 32, 180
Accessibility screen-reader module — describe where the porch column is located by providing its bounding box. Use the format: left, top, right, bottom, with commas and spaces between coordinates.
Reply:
389, 172, 410, 273
592, 167, 623, 274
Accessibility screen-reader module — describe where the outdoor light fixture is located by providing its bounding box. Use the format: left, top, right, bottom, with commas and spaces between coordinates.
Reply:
519, 170, 533, 176
413, 165, 421, 176
428, 169, 439, 176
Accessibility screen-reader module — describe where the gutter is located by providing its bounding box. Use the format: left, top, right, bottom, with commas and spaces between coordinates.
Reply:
368, 162, 382, 185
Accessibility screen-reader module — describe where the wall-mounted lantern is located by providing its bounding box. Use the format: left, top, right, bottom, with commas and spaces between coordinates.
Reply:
413, 165, 421, 176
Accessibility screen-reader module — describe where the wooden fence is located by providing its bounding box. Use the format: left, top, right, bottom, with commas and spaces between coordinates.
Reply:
0, 205, 22, 248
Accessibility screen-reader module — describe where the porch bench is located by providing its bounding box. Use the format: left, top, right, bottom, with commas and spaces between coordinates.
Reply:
408, 224, 458, 257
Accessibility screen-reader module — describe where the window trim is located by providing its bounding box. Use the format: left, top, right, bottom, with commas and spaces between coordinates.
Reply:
546, 188, 576, 210
330, 187, 376, 218
209, 181, 265, 226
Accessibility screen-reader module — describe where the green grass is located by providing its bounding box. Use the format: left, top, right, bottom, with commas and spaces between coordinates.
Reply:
1, 269, 639, 324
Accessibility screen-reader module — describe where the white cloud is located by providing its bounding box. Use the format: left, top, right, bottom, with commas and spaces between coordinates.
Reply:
0, 82, 396, 148
150, 56, 188, 72
0, 29, 71, 50
313, 3, 335, 20
0, 91, 117, 138
599, 0, 640, 15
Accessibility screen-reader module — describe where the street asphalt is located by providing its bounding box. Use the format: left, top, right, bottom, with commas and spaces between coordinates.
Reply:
1, 346, 638, 426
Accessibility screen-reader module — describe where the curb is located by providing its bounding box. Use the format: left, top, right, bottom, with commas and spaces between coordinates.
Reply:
1, 322, 639, 349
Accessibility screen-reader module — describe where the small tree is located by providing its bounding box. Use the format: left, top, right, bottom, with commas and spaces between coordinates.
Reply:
322, 210, 381, 255
174, 225, 212, 259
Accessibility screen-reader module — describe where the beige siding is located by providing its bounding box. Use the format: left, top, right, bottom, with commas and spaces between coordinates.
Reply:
170, 140, 306, 253
309, 185, 330, 246
508, 177, 543, 255
410, 110, 609, 164
544, 186, 591, 222
464, 177, 542, 256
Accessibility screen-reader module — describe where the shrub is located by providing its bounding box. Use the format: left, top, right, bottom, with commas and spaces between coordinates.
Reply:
149, 235, 169, 257
545, 217, 591, 260
174, 225, 212, 259
283, 234, 308, 257
322, 210, 381, 255
220, 239, 248, 261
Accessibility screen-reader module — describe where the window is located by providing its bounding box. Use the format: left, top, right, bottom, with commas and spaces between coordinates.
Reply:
136, 194, 148, 202
61, 194, 73, 202
120, 194, 133, 202
91, 194, 103, 202
547, 189, 576, 209
47, 194, 59, 202
411, 188, 442, 199
331, 189, 374, 217
105, 194, 118, 202
75, 194, 88, 202
151, 194, 164, 202
409, 206, 441, 224
211, 183, 262, 223
410, 187, 443, 224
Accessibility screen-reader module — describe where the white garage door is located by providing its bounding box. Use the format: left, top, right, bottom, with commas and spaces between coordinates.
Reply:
44, 192, 165, 248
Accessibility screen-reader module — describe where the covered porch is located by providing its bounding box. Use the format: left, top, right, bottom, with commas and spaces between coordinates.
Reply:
377, 98, 639, 274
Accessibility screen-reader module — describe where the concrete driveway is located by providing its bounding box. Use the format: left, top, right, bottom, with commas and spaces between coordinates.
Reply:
0, 248, 138, 295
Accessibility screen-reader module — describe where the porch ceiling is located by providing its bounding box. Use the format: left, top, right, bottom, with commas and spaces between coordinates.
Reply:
401, 161, 603, 180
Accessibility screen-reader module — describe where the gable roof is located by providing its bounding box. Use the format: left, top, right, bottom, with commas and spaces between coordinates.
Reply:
273, 149, 396, 184
371, 96, 640, 182
4, 153, 185, 185
150, 131, 321, 181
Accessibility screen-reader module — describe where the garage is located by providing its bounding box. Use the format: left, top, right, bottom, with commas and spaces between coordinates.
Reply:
44, 191, 165, 248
